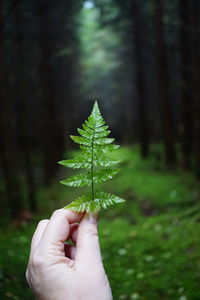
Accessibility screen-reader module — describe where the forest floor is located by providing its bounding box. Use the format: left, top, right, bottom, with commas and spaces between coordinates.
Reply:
0, 147, 200, 300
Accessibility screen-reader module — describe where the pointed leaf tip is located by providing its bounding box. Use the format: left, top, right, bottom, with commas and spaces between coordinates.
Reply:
92, 100, 100, 113
93, 101, 97, 108
94, 100, 98, 106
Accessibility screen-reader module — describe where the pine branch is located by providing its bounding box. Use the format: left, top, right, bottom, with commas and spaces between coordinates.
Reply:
58, 101, 125, 212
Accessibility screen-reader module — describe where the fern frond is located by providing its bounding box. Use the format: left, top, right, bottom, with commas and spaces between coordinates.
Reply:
65, 194, 96, 212
59, 101, 125, 213
96, 144, 120, 152
94, 137, 115, 145
77, 128, 92, 139
80, 144, 119, 154
95, 125, 109, 133
94, 130, 110, 138
82, 124, 94, 134
58, 157, 91, 169
60, 173, 91, 187
60, 168, 118, 187
93, 168, 119, 184
95, 192, 125, 209
65, 192, 125, 213
93, 155, 120, 167
70, 135, 91, 146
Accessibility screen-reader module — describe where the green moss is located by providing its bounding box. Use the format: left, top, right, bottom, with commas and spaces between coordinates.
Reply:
0, 146, 200, 299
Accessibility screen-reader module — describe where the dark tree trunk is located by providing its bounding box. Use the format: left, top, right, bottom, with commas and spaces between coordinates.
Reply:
14, 1, 37, 212
37, 2, 58, 183
0, 1, 24, 216
132, 3, 149, 157
118, 66, 134, 144
179, 0, 194, 169
35, 1, 71, 184
153, 0, 177, 165
191, 0, 200, 177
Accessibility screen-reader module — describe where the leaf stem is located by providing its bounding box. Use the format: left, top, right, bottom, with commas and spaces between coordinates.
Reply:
91, 128, 95, 201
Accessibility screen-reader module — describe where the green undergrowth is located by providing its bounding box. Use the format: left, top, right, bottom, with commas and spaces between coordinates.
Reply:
0, 146, 200, 299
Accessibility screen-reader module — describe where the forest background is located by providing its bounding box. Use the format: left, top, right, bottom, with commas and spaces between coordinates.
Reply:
0, 0, 200, 299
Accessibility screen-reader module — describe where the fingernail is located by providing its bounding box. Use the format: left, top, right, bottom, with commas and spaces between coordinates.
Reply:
85, 213, 98, 224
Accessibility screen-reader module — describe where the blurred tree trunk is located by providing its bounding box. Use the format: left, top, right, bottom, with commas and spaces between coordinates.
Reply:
132, 3, 149, 157
36, 1, 64, 184
191, 0, 200, 177
14, 0, 37, 211
0, 1, 23, 217
179, 0, 194, 169
153, 0, 176, 165
36, 0, 75, 184
118, 66, 133, 144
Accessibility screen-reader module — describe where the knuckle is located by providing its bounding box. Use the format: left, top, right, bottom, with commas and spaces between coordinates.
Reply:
52, 208, 66, 218
25, 269, 29, 281
31, 253, 44, 269
38, 219, 49, 226
81, 225, 98, 236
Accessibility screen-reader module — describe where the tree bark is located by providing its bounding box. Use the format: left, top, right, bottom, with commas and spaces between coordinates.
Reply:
191, 0, 200, 177
0, 0, 24, 216
153, 0, 176, 165
132, 3, 149, 157
14, 1, 37, 211
35, 0, 72, 184
179, 0, 194, 169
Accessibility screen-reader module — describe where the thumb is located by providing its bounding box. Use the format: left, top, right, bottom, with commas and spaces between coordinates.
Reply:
75, 213, 102, 266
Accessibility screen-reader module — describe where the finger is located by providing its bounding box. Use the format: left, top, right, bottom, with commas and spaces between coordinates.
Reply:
67, 223, 79, 241
75, 213, 101, 265
69, 245, 76, 260
71, 224, 79, 243
64, 245, 76, 260
64, 244, 70, 258
31, 219, 49, 253
64, 244, 76, 260
39, 209, 84, 248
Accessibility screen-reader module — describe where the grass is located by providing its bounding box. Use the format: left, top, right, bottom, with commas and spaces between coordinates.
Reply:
0, 146, 200, 300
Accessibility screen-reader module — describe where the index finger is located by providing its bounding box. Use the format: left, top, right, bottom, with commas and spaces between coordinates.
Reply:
39, 209, 84, 247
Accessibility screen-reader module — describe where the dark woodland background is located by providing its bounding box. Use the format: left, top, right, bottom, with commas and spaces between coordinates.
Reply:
0, 0, 200, 299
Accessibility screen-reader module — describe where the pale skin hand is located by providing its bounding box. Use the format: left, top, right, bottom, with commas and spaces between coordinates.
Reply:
26, 209, 113, 300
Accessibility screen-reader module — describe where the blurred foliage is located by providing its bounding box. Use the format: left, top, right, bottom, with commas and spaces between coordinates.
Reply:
78, 2, 125, 128
0, 147, 200, 299
80, 2, 121, 95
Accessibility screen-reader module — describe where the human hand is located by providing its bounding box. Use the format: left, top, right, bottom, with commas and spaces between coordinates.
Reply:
26, 209, 112, 300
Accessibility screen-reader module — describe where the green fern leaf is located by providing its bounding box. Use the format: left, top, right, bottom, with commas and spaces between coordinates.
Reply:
64, 194, 96, 212
82, 123, 94, 134
70, 135, 91, 146
58, 157, 91, 169
59, 101, 125, 213
95, 125, 109, 133
77, 128, 92, 139
94, 130, 110, 138
96, 144, 120, 153
93, 155, 120, 167
94, 137, 115, 145
93, 168, 119, 184
80, 144, 120, 154
95, 192, 125, 209
60, 173, 91, 187
65, 192, 125, 213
